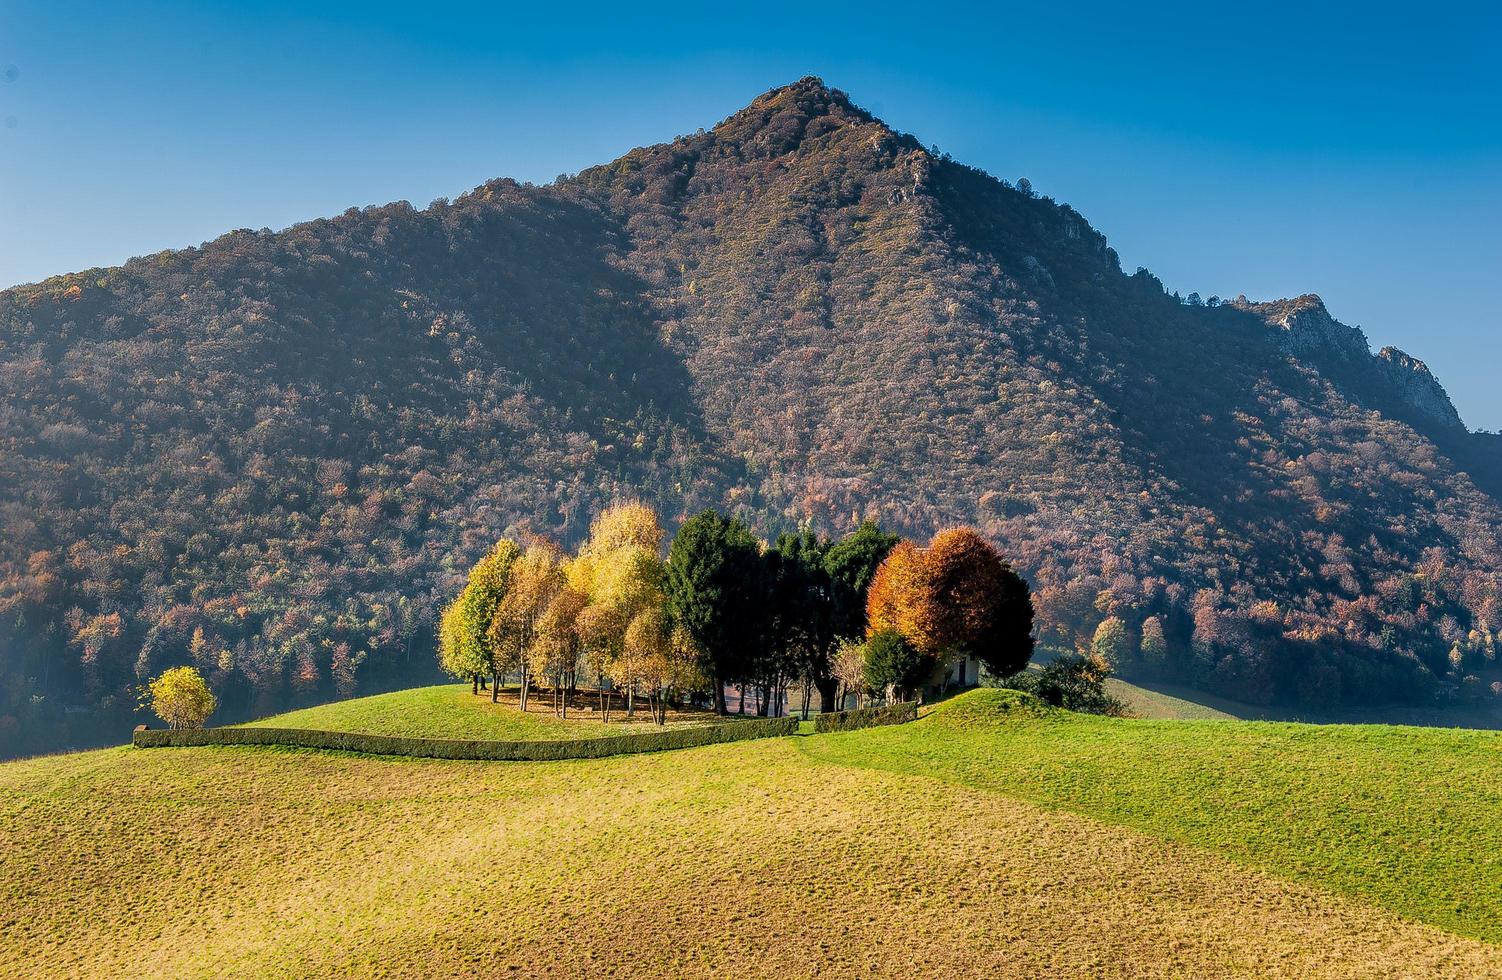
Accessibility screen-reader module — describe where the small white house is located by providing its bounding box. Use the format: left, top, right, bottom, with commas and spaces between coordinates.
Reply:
926, 653, 980, 695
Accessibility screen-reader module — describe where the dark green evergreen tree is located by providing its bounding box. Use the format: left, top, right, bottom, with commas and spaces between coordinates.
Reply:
665, 511, 765, 714
765, 530, 835, 718
862, 628, 934, 702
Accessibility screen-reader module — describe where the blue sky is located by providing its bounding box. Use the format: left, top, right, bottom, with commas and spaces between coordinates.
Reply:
2, 1, 1498, 427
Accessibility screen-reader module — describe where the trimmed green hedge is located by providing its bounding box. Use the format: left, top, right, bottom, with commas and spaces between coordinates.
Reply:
813, 701, 918, 734
132, 715, 798, 760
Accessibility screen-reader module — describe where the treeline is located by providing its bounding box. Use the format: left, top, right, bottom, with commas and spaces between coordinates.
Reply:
437, 502, 1035, 722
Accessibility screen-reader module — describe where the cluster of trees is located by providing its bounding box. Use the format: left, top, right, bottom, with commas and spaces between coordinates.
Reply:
438, 501, 698, 724
438, 503, 1035, 721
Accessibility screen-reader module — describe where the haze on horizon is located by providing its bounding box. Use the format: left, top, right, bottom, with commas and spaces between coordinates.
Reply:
1, 0, 1497, 427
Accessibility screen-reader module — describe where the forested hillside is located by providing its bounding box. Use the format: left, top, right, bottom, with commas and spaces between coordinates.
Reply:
3, 77, 1499, 753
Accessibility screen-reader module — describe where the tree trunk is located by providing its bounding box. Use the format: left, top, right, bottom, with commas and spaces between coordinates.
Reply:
626, 685, 635, 718
491, 670, 500, 703
472, 674, 480, 696
519, 662, 530, 713
802, 680, 812, 720
816, 676, 839, 713
712, 671, 727, 715
600, 688, 609, 724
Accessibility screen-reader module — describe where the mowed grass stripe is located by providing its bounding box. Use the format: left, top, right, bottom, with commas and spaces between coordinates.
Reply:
801, 689, 1502, 945
5, 734, 1501, 978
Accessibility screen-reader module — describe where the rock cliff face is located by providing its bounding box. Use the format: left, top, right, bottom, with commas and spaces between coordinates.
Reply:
1375, 346, 1465, 430
1243, 294, 1374, 362
1231, 293, 1465, 432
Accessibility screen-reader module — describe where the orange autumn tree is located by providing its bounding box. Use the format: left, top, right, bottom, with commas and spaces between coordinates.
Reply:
866, 528, 1034, 684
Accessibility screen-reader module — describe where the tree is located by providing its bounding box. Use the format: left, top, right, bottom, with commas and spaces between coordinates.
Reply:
146, 666, 217, 729
805, 521, 898, 712
562, 501, 670, 720
867, 528, 1034, 681
625, 606, 701, 725
1139, 616, 1168, 670
575, 601, 625, 721
831, 638, 868, 709
866, 541, 927, 646
765, 530, 835, 719
862, 629, 933, 702
582, 499, 665, 557
489, 541, 564, 713
824, 521, 899, 638
665, 511, 765, 714
532, 582, 587, 717
590, 545, 667, 718
437, 539, 520, 698
1001, 652, 1125, 715
1090, 616, 1130, 669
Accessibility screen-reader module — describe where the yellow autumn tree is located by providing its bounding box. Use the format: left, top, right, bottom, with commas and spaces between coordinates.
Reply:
489, 540, 564, 713
531, 577, 588, 717
146, 665, 217, 730
581, 499, 665, 557
438, 538, 521, 699
623, 607, 702, 725
572, 500, 668, 720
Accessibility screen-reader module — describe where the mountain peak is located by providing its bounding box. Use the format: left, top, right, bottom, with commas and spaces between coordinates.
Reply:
746, 76, 861, 116
705, 76, 884, 153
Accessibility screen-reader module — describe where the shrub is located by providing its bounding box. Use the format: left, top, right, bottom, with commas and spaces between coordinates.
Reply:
133, 715, 797, 760
813, 700, 917, 733
996, 653, 1125, 716
145, 666, 217, 729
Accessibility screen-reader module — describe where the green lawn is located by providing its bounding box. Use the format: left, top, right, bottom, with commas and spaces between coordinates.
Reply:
240, 683, 716, 740
805, 689, 1502, 944
1104, 676, 1239, 719
5, 687, 1501, 978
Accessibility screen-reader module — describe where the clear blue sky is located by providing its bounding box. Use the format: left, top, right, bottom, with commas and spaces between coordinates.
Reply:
2, 1, 1498, 428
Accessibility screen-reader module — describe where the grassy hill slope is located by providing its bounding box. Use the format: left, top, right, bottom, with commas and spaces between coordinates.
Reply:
4, 689, 1500, 978
240, 684, 716, 740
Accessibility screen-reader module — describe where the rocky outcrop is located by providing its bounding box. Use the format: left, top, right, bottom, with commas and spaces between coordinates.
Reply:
1375, 346, 1465, 430
1231, 294, 1465, 431
1236, 294, 1372, 362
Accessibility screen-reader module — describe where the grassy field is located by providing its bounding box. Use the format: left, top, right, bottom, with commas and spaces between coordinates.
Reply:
1104, 676, 1240, 719
5, 688, 1501, 978
1103, 671, 1502, 728
241, 683, 718, 740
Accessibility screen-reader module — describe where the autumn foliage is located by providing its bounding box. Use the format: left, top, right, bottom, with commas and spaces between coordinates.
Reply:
867, 528, 1034, 680
145, 666, 217, 730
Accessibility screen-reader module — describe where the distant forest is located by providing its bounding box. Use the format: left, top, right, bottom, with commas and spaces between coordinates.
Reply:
3, 78, 1499, 755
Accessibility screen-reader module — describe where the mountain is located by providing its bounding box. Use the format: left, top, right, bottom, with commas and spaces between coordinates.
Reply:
2, 77, 1499, 752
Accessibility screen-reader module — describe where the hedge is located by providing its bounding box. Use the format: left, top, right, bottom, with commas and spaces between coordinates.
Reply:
813, 700, 918, 734
132, 715, 798, 761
